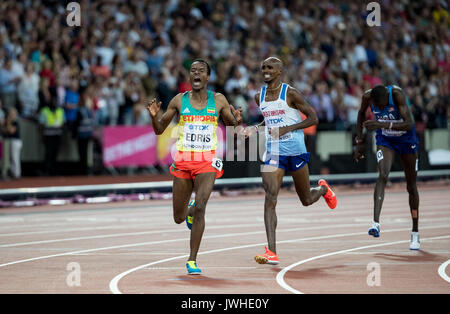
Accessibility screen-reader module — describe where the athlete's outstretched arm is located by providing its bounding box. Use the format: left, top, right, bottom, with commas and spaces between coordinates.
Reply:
354, 91, 371, 162
216, 93, 242, 127
147, 94, 181, 135
241, 93, 266, 138
269, 87, 318, 138
242, 93, 265, 138
356, 91, 371, 141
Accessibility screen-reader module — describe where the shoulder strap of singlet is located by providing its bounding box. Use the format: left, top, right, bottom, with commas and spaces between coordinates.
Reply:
180, 91, 190, 112
280, 83, 288, 101
182, 91, 189, 102
206, 90, 217, 114
260, 86, 266, 104
388, 85, 394, 106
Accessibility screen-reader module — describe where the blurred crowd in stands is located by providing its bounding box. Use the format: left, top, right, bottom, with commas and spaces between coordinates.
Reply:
0, 0, 448, 178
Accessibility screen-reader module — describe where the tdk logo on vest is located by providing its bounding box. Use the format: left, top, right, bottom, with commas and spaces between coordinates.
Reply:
268, 117, 284, 124
188, 124, 210, 131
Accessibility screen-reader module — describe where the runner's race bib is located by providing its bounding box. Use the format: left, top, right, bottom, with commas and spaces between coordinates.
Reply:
267, 128, 293, 142
182, 123, 214, 151
211, 158, 223, 171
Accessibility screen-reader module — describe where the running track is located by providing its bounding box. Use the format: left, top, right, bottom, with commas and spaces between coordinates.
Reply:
0, 184, 449, 294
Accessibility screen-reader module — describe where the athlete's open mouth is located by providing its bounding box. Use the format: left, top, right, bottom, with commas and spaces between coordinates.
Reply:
192, 78, 203, 87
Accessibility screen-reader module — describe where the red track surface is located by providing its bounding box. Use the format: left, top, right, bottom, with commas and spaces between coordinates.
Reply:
0, 182, 449, 294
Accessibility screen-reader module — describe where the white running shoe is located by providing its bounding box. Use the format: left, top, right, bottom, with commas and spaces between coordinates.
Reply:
368, 221, 380, 237
410, 232, 420, 250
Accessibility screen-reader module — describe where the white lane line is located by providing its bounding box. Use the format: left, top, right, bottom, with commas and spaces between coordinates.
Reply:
108, 225, 450, 294
438, 260, 450, 283
276, 235, 450, 294
6, 216, 446, 249
1, 199, 447, 233
8, 210, 445, 247
0, 223, 262, 248
0, 229, 266, 268
1, 201, 448, 238
0, 200, 447, 237
0, 204, 450, 240
0, 224, 154, 237
0, 222, 379, 265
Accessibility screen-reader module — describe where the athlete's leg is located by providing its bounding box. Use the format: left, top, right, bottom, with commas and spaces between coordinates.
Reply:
374, 146, 395, 223
291, 164, 326, 206
261, 166, 285, 254
400, 153, 419, 232
188, 172, 217, 261
172, 176, 194, 224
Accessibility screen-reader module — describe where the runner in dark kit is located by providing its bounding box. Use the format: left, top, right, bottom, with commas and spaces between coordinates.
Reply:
354, 84, 420, 250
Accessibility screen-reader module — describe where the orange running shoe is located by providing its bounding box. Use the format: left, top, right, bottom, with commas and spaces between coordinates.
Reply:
318, 179, 337, 209
254, 246, 279, 265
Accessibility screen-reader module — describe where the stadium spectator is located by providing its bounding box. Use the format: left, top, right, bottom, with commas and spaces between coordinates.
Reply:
73, 91, 95, 175
0, 99, 5, 179
0, 57, 20, 112
2, 107, 22, 179
64, 79, 80, 131
308, 81, 334, 130
18, 62, 40, 120
39, 98, 65, 176
123, 49, 149, 78
39, 59, 55, 88
90, 55, 111, 79
107, 68, 126, 125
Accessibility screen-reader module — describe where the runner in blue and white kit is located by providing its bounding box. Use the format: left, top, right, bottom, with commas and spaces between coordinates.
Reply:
242, 57, 337, 265
355, 84, 420, 250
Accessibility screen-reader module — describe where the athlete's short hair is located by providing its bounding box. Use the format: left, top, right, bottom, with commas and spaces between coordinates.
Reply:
371, 85, 388, 105
191, 58, 211, 75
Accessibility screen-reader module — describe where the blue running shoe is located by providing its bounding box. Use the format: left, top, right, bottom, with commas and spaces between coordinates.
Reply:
186, 200, 195, 230
368, 221, 380, 237
186, 261, 202, 275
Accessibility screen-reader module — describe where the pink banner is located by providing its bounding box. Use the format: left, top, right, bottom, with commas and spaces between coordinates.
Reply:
156, 124, 178, 166
103, 124, 228, 167
103, 126, 157, 167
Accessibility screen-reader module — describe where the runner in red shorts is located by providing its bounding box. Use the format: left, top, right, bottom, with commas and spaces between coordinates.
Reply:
147, 59, 242, 274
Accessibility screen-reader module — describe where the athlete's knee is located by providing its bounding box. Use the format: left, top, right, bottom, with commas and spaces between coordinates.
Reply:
263, 180, 276, 197
377, 171, 389, 183
265, 190, 278, 204
262, 181, 271, 193
406, 182, 418, 195
173, 215, 185, 224
193, 200, 207, 218
300, 196, 313, 206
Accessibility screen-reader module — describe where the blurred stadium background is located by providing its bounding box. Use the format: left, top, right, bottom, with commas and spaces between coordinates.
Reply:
0, 0, 449, 204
